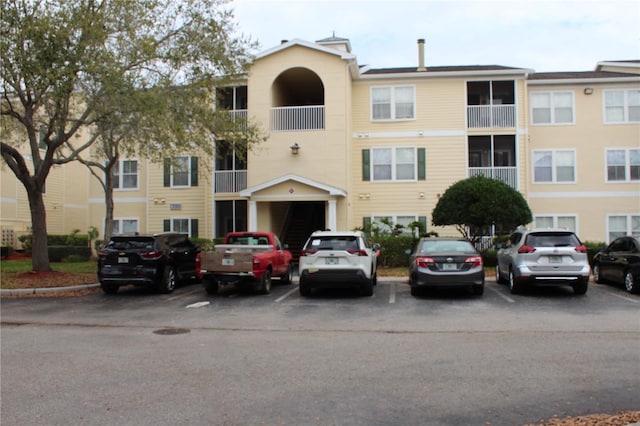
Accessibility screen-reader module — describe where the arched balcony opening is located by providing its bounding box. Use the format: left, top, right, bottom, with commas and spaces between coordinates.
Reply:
271, 68, 325, 131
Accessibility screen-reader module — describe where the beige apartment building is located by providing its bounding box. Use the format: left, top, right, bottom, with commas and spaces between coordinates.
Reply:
1, 36, 638, 253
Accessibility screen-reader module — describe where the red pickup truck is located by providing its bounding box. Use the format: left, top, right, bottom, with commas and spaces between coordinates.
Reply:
197, 232, 294, 295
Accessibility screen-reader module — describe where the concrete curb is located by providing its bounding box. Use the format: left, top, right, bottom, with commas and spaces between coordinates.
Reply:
0, 283, 101, 296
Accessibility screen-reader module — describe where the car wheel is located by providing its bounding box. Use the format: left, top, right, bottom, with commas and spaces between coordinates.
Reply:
472, 284, 484, 296
624, 270, 639, 294
299, 277, 311, 297
157, 266, 176, 294
203, 277, 218, 295
280, 264, 293, 285
509, 268, 522, 294
592, 264, 603, 284
410, 286, 421, 297
361, 279, 373, 297
258, 269, 271, 294
101, 283, 119, 294
371, 270, 377, 287
573, 281, 588, 295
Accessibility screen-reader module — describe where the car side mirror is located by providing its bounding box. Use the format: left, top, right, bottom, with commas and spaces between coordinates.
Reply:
496, 243, 503, 249
372, 243, 381, 251
405, 249, 412, 255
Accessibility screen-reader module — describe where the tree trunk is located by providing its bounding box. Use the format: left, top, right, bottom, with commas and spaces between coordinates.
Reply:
103, 179, 115, 243
27, 187, 51, 272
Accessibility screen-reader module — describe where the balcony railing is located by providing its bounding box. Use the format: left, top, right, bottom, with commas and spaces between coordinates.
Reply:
467, 105, 515, 128
271, 105, 325, 131
468, 167, 518, 189
214, 170, 247, 193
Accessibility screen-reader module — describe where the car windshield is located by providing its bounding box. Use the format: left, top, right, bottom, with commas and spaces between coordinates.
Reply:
106, 237, 155, 251
526, 232, 579, 248
307, 236, 359, 251
227, 236, 270, 245
419, 240, 475, 254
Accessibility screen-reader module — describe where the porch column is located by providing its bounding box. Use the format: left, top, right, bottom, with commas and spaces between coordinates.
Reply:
328, 199, 337, 231
248, 200, 257, 231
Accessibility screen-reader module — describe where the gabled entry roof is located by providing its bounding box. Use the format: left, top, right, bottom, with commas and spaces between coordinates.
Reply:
239, 174, 347, 198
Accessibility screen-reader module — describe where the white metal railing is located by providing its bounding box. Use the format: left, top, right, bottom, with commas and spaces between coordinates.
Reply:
467, 105, 515, 128
468, 167, 518, 189
271, 106, 325, 131
214, 170, 247, 193
474, 236, 495, 251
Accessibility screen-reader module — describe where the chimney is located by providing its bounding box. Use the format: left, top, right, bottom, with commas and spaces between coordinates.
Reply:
417, 38, 426, 71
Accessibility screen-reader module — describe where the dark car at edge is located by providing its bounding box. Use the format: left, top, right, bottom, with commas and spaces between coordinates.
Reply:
98, 232, 200, 294
592, 235, 640, 294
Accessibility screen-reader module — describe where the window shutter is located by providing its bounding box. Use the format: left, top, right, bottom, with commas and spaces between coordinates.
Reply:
163, 219, 170, 232
417, 148, 426, 180
363, 217, 372, 234
418, 216, 427, 235
362, 149, 370, 181
163, 159, 170, 187
191, 219, 199, 238
190, 157, 198, 187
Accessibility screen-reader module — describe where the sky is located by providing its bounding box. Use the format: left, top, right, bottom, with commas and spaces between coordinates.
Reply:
229, 0, 640, 72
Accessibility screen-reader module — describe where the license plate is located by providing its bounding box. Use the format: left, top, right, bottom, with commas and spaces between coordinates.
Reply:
325, 257, 338, 265
548, 255, 562, 264
118, 257, 129, 264
222, 258, 235, 266
441, 263, 457, 271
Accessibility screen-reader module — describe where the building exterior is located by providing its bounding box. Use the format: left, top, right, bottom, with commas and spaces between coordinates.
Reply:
1, 36, 638, 253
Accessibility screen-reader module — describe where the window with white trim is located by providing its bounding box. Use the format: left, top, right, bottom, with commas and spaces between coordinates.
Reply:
371, 147, 416, 181
532, 150, 576, 183
606, 148, 640, 182
172, 218, 190, 234
112, 218, 139, 235
608, 214, 640, 242
534, 215, 577, 232
372, 215, 420, 236
371, 86, 415, 120
113, 159, 138, 190
604, 89, 640, 123
530, 91, 574, 124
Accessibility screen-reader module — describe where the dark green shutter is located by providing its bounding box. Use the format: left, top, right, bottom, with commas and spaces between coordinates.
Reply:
163, 159, 170, 187
163, 219, 170, 232
190, 157, 198, 187
418, 216, 427, 236
362, 149, 370, 181
363, 217, 372, 234
417, 148, 426, 180
191, 219, 199, 238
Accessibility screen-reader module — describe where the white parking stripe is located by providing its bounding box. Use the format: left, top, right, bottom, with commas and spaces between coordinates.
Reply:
487, 285, 516, 303
275, 287, 299, 303
599, 287, 639, 303
389, 283, 396, 304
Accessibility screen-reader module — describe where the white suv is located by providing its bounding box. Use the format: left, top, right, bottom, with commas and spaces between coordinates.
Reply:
298, 230, 379, 297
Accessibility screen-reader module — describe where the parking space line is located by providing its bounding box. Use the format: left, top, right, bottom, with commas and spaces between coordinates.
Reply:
275, 287, 299, 303
598, 287, 639, 303
487, 285, 516, 303
389, 283, 396, 304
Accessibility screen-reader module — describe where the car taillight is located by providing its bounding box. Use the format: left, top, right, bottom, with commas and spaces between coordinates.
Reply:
300, 249, 317, 257
98, 252, 107, 259
415, 256, 435, 268
347, 249, 368, 256
465, 256, 483, 268
196, 253, 202, 279
518, 245, 536, 254
575, 245, 588, 253
139, 250, 163, 260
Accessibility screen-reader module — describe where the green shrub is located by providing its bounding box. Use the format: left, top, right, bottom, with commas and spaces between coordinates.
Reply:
63, 254, 89, 262
373, 235, 416, 268
480, 249, 498, 267
48, 246, 91, 262
584, 241, 606, 266
192, 237, 214, 252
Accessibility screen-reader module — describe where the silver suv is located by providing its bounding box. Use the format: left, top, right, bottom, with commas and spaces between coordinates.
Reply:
496, 228, 590, 295
298, 230, 379, 297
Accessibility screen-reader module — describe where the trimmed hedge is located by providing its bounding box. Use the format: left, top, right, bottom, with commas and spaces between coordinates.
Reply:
48, 246, 92, 262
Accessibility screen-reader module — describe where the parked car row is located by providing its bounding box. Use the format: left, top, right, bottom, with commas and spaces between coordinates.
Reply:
97, 231, 640, 296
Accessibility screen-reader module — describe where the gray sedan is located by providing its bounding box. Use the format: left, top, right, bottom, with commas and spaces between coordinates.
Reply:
408, 238, 485, 296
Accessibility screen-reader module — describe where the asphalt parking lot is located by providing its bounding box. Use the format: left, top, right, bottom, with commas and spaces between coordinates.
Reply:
2, 278, 639, 426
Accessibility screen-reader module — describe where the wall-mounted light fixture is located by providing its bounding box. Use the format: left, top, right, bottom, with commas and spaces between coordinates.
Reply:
290, 142, 300, 155
419, 192, 425, 199
584, 88, 593, 95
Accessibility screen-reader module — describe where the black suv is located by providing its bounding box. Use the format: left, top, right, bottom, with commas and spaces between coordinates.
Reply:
98, 233, 200, 294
